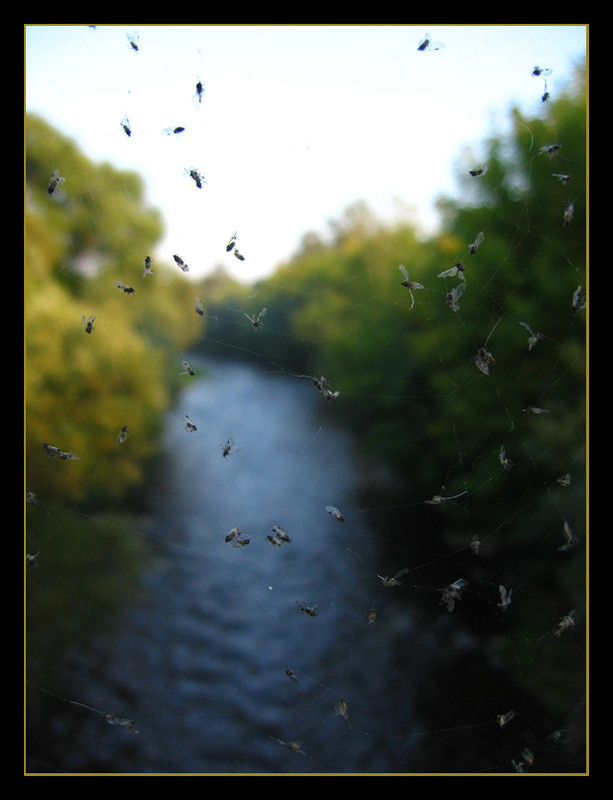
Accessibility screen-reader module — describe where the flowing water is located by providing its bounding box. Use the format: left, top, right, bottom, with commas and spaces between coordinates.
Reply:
27, 357, 515, 774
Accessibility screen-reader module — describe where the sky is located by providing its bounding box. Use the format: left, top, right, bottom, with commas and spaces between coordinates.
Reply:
25, 25, 587, 283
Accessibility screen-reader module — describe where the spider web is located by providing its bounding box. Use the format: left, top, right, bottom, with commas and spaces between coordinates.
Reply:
25, 26, 587, 776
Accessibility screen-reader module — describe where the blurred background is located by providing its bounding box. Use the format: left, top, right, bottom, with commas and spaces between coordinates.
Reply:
25, 25, 587, 775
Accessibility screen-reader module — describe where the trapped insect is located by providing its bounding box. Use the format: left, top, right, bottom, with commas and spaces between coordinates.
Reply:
558, 520, 578, 552
43, 442, 80, 461
498, 585, 513, 611
285, 666, 299, 683
437, 261, 466, 281
325, 505, 344, 522
424, 490, 467, 505
47, 169, 65, 196
333, 698, 351, 728
398, 265, 424, 309
116, 425, 130, 444
221, 438, 242, 457
563, 202, 575, 226
540, 143, 561, 157
142, 256, 154, 277
474, 347, 495, 376
553, 173, 572, 185
469, 166, 488, 177
417, 32, 444, 51
377, 568, 409, 587
531, 66, 552, 78
439, 578, 468, 612
572, 285, 586, 312
499, 445, 513, 470
556, 473, 571, 488
226, 231, 237, 252
180, 360, 195, 376
243, 307, 267, 331
468, 231, 484, 254
519, 321, 543, 350
104, 713, 138, 733
234, 249, 245, 261
194, 297, 204, 316
126, 31, 139, 52
163, 126, 185, 136
296, 601, 318, 617
184, 167, 206, 188
114, 281, 135, 294
470, 535, 481, 556
81, 314, 95, 334
270, 525, 291, 543
368, 607, 378, 626
225, 527, 243, 543
497, 710, 516, 728
446, 282, 466, 312
183, 414, 197, 433
120, 115, 132, 137
26, 552, 39, 571
523, 405, 550, 415
271, 737, 305, 755
311, 374, 340, 400
173, 254, 189, 272
194, 77, 205, 105
553, 610, 575, 638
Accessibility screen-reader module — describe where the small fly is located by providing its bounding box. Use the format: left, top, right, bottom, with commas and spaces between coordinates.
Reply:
163, 126, 185, 136
446, 282, 466, 312
194, 297, 204, 316
173, 254, 189, 272
226, 231, 237, 252
114, 281, 135, 294
120, 115, 132, 137
296, 601, 318, 617
468, 231, 484, 255
398, 265, 424, 309
531, 66, 552, 78
194, 77, 205, 105
469, 166, 488, 177
558, 520, 578, 552
81, 314, 96, 334
325, 505, 344, 522
497, 710, 516, 727
221, 437, 241, 457
243, 307, 267, 331
497, 585, 513, 612
180, 360, 195, 376
116, 425, 131, 444
519, 321, 543, 351
184, 167, 206, 189
553, 610, 575, 638
417, 32, 444, 51
47, 169, 65, 196
439, 578, 468, 612
142, 256, 154, 277
437, 262, 465, 281
126, 31, 139, 52
377, 568, 409, 587
474, 347, 495, 376
183, 414, 197, 433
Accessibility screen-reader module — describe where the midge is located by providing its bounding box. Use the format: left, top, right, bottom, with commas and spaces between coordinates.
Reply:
180, 360, 195, 376
184, 167, 206, 188
173, 253, 189, 272
438, 261, 465, 281
325, 505, 344, 522
194, 77, 205, 105
194, 297, 204, 316
468, 231, 484, 255
439, 578, 468, 612
398, 265, 424, 309
81, 314, 95, 334
270, 524, 291, 543
243, 307, 267, 331
114, 281, 135, 294
116, 425, 130, 444
497, 710, 516, 727
474, 347, 495, 376
519, 321, 543, 351
47, 169, 65, 196
182, 414, 197, 433
142, 256, 154, 277
469, 166, 488, 177
221, 437, 242, 457
446, 282, 466, 312
417, 32, 444, 51
120, 115, 132, 137
377, 567, 409, 587
558, 520, 578, 552
162, 126, 185, 136
226, 231, 237, 252
296, 601, 318, 617
126, 31, 139, 52
497, 585, 513, 612
531, 65, 552, 78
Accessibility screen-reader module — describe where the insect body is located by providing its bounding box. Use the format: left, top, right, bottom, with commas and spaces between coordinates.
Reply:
163, 126, 185, 136
438, 262, 465, 281
114, 281, 135, 294
417, 32, 444, 51
497, 710, 516, 727
116, 425, 131, 444
142, 256, 154, 277
47, 169, 65, 196
183, 414, 197, 432
126, 31, 139, 52
194, 77, 205, 105
296, 601, 318, 617
497, 585, 513, 611
558, 521, 578, 552
180, 360, 195, 376
377, 568, 409, 587
398, 265, 424, 309
120, 115, 132, 137
554, 610, 575, 638
221, 438, 241, 457
184, 167, 206, 188
226, 231, 237, 252
173, 254, 189, 272
469, 166, 488, 177
243, 307, 267, 331
468, 231, 484, 255
194, 297, 204, 316
439, 578, 468, 612
474, 347, 495, 376
446, 282, 466, 312
325, 505, 344, 522
81, 314, 96, 334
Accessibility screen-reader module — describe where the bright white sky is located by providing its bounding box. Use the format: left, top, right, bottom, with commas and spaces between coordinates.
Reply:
25, 25, 587, 283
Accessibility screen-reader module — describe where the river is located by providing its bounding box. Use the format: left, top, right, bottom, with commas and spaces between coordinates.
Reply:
26, 357, 529, 775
